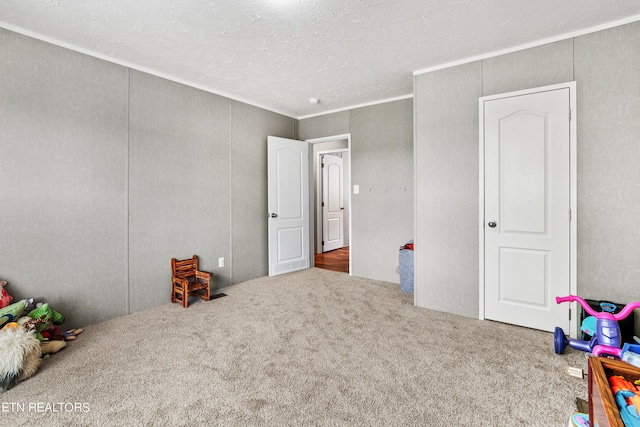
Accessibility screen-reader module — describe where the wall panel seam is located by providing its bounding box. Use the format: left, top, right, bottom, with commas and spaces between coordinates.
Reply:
572, 37, 575, 81
228, 102, 234, 286
125, 67, 131, 315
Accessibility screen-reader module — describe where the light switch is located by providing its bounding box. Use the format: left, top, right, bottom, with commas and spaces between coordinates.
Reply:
218, 257, 224, 268
354, 184, 359, 194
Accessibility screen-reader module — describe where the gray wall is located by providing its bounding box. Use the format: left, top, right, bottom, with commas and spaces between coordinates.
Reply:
415, 21, 640, 319
0, 28, 295, 327
574, 24, 640, 303
300, 99, 414, 284
127, 71, 232, 313
299, 111, 351, 140
414, 61, 482, 317
0, 28, 130, 324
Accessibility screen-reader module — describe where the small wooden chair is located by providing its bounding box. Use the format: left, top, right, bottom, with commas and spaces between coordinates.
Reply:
171, 255, 212, 308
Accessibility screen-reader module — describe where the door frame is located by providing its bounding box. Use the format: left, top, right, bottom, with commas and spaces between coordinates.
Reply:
317, 149, 348, 253
306, 133, 352, 275
478, 82, 578, 338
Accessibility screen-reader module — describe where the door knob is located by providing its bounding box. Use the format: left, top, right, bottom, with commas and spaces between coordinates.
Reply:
488, 221, 497, 228
269, 213, 278, 218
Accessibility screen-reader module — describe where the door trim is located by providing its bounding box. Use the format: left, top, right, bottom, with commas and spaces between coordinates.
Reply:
478, 82, 578, 338
306, 133, 352, 275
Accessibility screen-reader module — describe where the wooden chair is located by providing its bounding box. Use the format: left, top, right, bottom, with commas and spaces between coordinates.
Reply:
171, 255, 212, 308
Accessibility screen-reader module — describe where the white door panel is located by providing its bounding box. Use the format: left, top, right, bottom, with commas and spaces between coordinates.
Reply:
268, 136, 309, 276
499, 248, 547, 305
277, 227, 304, 260
483, 87, 570, 333
500, 111, 547, 233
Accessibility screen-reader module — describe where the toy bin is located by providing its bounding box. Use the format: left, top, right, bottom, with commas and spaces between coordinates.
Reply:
399, 240, 414, 293
588, 356, 640, 427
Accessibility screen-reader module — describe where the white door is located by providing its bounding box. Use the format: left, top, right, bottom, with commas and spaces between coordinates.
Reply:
482, 87, 571, 333
267, 136, 310, 277
322, 154, 344, 252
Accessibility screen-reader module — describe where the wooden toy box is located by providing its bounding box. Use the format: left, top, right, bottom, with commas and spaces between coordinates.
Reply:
588, 356, 640, 427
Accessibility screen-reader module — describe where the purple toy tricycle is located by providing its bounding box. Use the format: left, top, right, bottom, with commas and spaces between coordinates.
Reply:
554, 295, 640, 358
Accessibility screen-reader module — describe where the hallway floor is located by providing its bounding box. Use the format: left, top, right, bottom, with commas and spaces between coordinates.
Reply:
314, 246, 349, 273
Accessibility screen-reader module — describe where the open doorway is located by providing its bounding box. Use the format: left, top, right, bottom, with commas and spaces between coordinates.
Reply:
307, 134, 351, 274
315, 246, 349, 273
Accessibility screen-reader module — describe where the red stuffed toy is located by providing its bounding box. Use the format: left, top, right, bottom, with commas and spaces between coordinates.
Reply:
0, 280, 13, 309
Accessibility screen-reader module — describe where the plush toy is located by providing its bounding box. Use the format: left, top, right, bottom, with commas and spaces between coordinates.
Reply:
28, 303, 65, 325
41, 325, 84, 341
20, 298, 35, 317
26, 303, 65, 342
15, 319, 75, 358
0, 324, 42, 392
17, 315, 48, 334
40, 340, 66, 358
1, 322, 20, 332
0, 281, 12, 309
40, 326, 58, 341
6, 320, 71, 358
65, 328, 84, 341
0, 300, 29, 329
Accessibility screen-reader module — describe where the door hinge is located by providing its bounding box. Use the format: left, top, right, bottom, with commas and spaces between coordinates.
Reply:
322, 202, 325, 207
322, 241, 324, 246
569, 109, 572, 122
569, 209, 572, 221
569, 309, 571, 321
321, 162, 324, 168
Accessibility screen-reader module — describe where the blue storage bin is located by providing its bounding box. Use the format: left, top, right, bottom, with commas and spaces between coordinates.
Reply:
399, 240, 414, 293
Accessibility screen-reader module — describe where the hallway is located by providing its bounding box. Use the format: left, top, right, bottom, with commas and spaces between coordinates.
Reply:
314, 247, 349, 273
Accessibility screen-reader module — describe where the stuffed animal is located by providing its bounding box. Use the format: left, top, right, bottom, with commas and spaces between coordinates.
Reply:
0, 324, 42, 392
1, 322, 20, 332
5, 321, 71, 358
28, 303, 65, 325
41, 325, 84, 341
14, 320, 74, 357
0, 281, 12, 309
20, 298, 35, 317
65, 328, 84, 341
40, 340, 66, 358
17, 315, 48, 334
0, 300, 29, 329
26, 303, 65, 342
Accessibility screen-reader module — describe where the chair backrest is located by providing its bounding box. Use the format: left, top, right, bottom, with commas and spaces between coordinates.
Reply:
171, 255, 198, 278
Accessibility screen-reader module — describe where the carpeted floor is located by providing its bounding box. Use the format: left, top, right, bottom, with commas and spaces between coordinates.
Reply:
2, 268, 587, 426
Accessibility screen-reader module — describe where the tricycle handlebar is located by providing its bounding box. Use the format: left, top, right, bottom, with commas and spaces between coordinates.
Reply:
556, 295, 640, 321
556, 295, 599, 317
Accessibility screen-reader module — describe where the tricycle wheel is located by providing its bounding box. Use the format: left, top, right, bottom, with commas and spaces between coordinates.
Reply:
554, 327, 568, 354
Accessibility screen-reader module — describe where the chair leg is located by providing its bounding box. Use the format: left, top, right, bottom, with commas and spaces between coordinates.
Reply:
183, 290, 189, 308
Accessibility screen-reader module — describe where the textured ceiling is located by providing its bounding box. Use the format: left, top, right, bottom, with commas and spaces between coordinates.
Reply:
1, 1, 639, 118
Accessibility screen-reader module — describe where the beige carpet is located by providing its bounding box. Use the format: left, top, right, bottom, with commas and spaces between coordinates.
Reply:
2, 268, 587, 426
